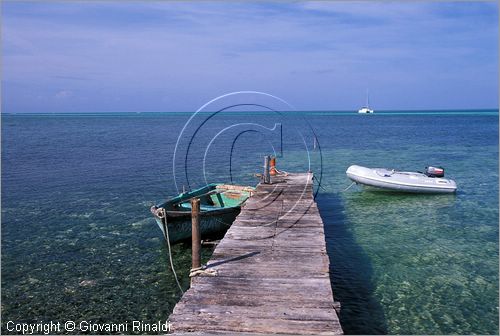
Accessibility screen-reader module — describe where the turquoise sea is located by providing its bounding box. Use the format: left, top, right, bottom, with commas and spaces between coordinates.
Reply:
1, 110, 498, 334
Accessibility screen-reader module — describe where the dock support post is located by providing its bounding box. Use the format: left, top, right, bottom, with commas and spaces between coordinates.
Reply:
264, 155, 271, 184
191, 198, 201, 270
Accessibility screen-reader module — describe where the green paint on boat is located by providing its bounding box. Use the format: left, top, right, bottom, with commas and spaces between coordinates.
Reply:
150, 184, 255, 243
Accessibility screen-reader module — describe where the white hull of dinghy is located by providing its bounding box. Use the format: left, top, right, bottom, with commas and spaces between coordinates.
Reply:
346, 165, 457, 194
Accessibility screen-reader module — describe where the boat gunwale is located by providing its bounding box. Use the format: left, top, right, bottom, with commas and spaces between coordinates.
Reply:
152, 183, 255, 220
157, 184, 254, 207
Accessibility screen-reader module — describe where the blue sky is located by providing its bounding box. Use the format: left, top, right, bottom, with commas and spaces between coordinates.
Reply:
2, 1, 498, 113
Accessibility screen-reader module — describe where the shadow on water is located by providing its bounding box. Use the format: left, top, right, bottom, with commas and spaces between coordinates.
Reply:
317, 192, 388, 335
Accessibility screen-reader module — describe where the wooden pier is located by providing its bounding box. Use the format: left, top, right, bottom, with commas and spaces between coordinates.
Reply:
169, 173, 343, 335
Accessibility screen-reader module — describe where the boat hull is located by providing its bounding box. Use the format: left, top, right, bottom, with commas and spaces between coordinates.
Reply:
152, 207, 241, 243
346, 165, 457, 194
151, 183, 254, 243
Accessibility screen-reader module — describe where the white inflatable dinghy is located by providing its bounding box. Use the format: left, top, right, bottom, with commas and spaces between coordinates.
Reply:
346, 165, 457, 193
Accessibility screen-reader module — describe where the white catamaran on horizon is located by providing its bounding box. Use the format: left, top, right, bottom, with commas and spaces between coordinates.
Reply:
358, 90, 374, 114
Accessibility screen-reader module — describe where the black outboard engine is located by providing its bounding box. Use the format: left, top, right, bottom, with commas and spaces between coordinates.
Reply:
425, 166, 445, 178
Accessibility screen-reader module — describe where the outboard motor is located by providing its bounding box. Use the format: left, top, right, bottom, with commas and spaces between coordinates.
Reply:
425, 166, 445, 178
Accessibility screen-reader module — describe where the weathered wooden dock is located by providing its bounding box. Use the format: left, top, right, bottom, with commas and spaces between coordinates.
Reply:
169, 173, 343, 335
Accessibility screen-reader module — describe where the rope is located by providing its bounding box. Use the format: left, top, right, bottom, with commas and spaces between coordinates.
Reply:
316, 180, 329, 192
312, 175, 357, 193
274, 168, 289, 176
189, 266, 218, 277
158, 209, 184, 295
312, 175, 330, 192
342, 181, 357, 192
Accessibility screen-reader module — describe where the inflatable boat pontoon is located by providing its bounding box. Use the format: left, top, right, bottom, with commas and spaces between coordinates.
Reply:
346, 165, 457, 194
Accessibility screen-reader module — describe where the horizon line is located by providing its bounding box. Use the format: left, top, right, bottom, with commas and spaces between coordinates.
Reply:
1, 108, 498, 115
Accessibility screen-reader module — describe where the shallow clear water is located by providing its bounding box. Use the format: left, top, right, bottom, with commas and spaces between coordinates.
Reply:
2, 111, 498, 334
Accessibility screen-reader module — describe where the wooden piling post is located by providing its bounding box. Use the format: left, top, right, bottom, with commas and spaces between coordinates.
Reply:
264, 155, 271, 184
191, 198, 201, 270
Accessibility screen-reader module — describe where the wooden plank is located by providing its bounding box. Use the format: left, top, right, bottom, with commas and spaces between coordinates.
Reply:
190, 276, 335, 292
172, 303, 338, 322
170, 316, 340, 335
168, 173, 343, 335
174, 292, 337, 312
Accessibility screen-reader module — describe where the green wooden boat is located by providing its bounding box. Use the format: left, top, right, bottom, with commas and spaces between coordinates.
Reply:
150, 184, 255, 243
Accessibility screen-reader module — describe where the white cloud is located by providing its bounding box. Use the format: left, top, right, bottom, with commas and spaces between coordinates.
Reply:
55, 90, 73, 99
